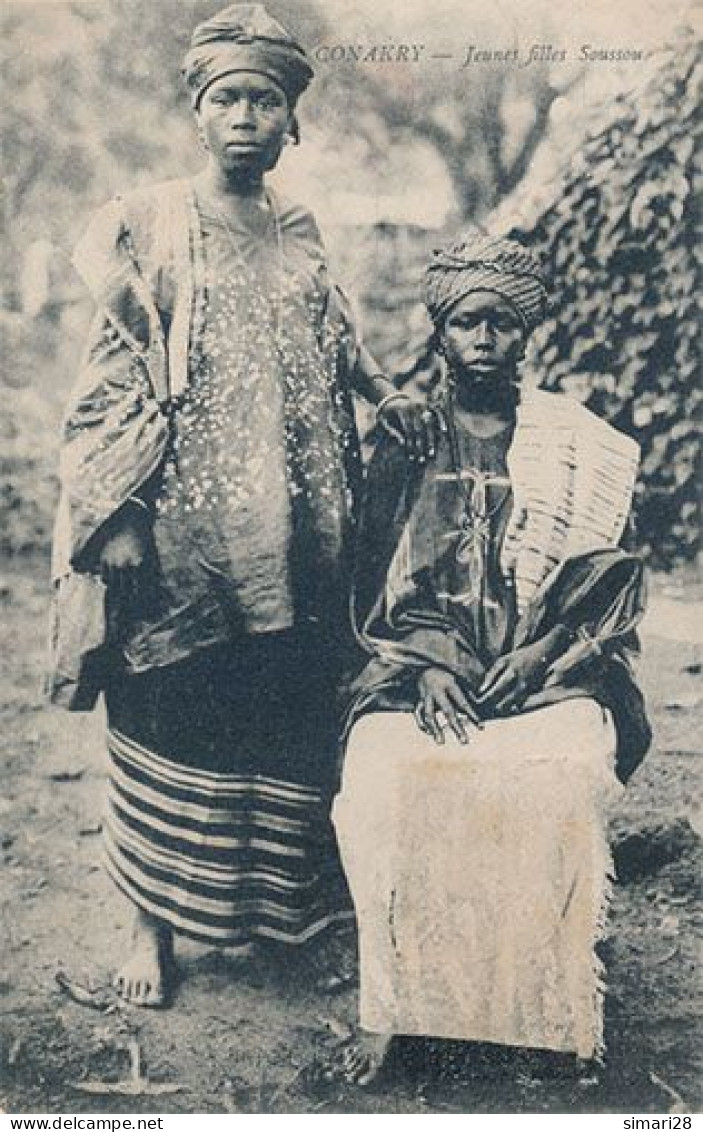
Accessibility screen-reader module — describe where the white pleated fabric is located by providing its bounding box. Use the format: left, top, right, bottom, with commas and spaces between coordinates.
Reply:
333, 699, 621, 1059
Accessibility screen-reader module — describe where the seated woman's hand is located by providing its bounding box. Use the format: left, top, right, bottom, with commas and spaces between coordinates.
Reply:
477, 642, 551, 715
415, 667, 482, 745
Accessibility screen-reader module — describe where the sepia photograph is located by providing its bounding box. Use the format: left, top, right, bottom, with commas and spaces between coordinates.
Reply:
1, 0, 701, 1119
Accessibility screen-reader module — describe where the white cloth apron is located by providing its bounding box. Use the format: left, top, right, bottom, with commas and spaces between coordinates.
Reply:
333, 698, 621, 1059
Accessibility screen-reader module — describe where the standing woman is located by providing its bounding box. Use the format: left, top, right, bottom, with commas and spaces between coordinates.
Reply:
49, 3, 434, 1007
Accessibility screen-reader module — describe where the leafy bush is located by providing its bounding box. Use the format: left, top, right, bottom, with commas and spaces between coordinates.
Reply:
513, 35, 701, 567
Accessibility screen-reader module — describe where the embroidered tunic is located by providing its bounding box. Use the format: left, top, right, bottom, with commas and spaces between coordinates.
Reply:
125, 196, 353, 669
49, 180, 363, 699
431, 426, 515, 666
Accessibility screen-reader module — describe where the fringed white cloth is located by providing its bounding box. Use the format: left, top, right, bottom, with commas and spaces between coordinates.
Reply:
333, 699, 621, 1059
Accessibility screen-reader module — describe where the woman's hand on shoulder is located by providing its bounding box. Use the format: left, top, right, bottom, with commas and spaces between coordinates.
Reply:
377, 394, 440, 464
415, 667, 482, 745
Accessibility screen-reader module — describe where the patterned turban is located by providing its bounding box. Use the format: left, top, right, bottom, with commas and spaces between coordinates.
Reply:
425, 230, 548, 333
183, 3, 314, 110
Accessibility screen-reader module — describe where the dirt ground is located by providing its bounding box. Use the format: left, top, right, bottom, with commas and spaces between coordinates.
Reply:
1, 560, 701, 1116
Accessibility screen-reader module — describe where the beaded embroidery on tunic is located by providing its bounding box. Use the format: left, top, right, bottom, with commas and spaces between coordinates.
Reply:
138, 201, 351, 647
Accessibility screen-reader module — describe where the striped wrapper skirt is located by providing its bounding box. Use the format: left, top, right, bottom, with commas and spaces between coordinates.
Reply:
103, 634, 352, 945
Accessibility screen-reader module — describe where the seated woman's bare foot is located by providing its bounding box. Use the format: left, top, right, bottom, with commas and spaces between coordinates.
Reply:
339, 1030, 394, 1087
113, 909, 174, 1007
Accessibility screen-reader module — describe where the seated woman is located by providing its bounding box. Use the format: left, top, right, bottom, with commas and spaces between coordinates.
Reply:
332, 231, 651, 1085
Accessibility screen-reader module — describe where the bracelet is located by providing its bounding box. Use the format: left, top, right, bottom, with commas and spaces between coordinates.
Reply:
376, 391, 411, 419
126, 495, 151, 514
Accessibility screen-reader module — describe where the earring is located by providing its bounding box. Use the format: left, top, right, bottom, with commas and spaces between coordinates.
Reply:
442, 358, 456, 398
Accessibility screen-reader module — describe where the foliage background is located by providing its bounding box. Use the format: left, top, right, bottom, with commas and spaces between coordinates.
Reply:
503, 33, 701, 568
1, 0, 700, 565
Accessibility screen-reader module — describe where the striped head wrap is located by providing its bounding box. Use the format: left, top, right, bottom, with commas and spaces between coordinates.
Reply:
183, 3, 314, 111
425, 230, 548, 333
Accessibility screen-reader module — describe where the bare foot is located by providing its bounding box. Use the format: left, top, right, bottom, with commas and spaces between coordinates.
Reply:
113, 909, 174, 1007
339, 1030, 394, 1087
